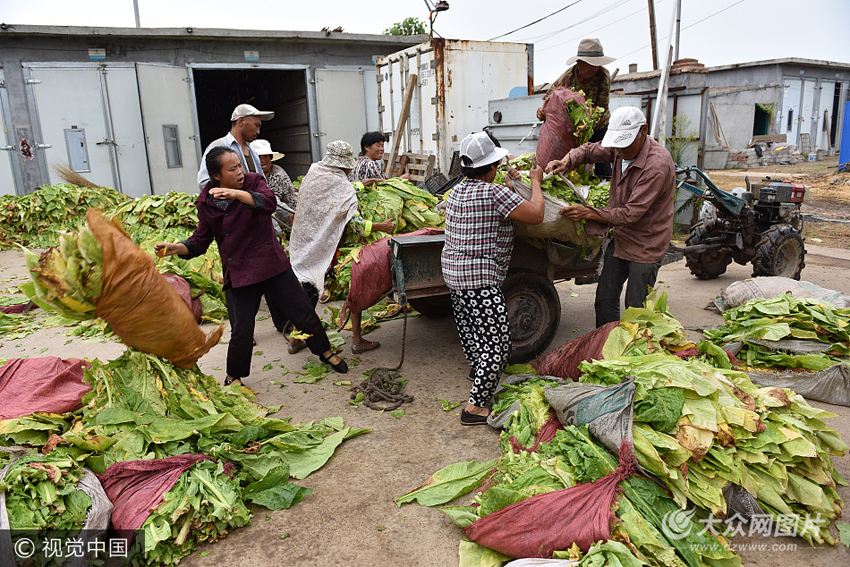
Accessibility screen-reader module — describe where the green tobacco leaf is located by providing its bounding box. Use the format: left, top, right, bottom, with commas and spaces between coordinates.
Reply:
284, 428, 349, 480
243, 467, 313, 510
394, 459, 497, 507
633, 387, 684, 432
458, 540, 512, 567
837, 523, 850, 548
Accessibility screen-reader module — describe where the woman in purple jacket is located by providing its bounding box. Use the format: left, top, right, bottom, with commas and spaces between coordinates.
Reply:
155, 147, 347, 386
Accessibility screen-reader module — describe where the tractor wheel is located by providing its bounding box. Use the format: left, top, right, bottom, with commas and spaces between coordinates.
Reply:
684, 219, 732, 280
752, 225, 806, 280
502, 270, 561, 363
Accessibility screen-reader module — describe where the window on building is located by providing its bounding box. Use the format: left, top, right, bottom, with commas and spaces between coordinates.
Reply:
786, 109, 794, 132
163, 125, 182, 168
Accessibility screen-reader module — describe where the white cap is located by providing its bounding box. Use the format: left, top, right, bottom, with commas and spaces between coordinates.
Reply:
459, 132, 508, 169
231, 104, 274, 121
601, 106, 647, 148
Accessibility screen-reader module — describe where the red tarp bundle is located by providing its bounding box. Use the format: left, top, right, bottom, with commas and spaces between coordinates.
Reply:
97, 454, 233, 536
0, 357, 91, 420
536, 88, 589, 169
1, 303, 37, 314
463, 441, 636, 558
531, 322, 618, 380
342, 227, 444, 320
163, 273, 203, 324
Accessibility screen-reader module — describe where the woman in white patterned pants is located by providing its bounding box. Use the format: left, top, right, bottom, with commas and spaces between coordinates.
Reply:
441, 132, 545, 426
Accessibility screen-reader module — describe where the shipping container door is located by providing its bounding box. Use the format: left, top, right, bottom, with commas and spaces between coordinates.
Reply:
782, 78, 802, 147
137, 64, 201, 194
25, 65, 151, 197
315, 69, 368, 154
816, 80, 836, 151
0, 69, 20, 195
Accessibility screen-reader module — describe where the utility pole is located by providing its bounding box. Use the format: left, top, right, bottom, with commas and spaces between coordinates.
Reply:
674, 0, 681, 61
647, 0, 659, 71
133, 0, 141, 28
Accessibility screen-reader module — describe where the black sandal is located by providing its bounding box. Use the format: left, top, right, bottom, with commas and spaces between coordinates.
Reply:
319, 353, 348, 374
460, 410, 489, 426
223, 376, 243, 386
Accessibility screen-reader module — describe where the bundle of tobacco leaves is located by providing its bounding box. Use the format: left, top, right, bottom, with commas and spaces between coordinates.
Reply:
325, 178, 444, 300
139, 459, 253, 566
20, 226, 103, 321
396, 392, 739, 567
702, 294, 850, 370
0, 449, 91, 533
494, 153, 610, 206
579, 292, 848, 545
59, 349, 368, 484
0, 183, 128, 250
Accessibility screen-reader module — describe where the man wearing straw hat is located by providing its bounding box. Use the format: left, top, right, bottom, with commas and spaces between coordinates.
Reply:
537, 38, 615, 177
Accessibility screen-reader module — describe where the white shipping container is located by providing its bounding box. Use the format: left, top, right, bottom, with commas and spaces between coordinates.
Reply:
375, 39, 532, 175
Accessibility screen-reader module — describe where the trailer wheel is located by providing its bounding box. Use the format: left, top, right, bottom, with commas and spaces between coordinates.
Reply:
408, 295, 453, 318
684, 219, 732, 280
502, 270, 561, 363
752, 225, 806, 280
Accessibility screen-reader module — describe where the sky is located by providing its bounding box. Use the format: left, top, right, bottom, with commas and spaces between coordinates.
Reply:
3, 0, 850, 84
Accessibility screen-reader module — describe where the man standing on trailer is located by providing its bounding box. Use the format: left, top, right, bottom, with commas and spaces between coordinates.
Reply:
546, 106, 675, 328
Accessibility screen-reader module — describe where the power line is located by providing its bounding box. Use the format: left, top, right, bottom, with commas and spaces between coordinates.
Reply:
487, 0, 585, 41
536, 0, 667, 53
613, 0, 747, 62
514, 0, 634, 44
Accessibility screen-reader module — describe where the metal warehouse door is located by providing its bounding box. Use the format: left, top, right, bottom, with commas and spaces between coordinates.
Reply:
315, 69, 368, 156
0, 69, 18, 196
137, 64, 200, 194
25, 65, 151, 197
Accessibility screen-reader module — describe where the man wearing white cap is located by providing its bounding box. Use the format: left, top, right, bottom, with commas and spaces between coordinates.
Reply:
442, 131, 545, 426
197, 103, 274, 189
547, 106, 675, 327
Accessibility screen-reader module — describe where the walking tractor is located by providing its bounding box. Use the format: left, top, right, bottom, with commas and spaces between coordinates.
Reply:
677, 167, 808, 280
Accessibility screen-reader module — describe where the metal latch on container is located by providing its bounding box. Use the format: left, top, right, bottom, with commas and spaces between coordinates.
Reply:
0, 145, 15, 151
36, 143, 52, 149
432, 133, 439, 141
431, 97, 438, 105
312, 132, 326, 138
25, 79, 42, 85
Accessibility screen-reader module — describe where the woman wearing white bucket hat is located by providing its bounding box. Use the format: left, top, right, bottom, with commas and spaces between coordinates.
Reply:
537, 38, 615, 177
250, 139, 297, 234
289, 140, 395, 356
441, 132, 545, 426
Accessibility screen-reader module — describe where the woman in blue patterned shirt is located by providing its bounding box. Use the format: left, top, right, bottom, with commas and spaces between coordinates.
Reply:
441, 132, 545, 426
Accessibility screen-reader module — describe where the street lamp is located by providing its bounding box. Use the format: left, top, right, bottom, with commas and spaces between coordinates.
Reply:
423, 0, 449, 38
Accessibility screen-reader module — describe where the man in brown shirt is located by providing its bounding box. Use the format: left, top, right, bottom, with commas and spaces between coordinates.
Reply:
546, 106, 675, 327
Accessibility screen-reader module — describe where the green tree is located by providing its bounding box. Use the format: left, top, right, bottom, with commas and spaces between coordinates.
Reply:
384, 17, 427, 36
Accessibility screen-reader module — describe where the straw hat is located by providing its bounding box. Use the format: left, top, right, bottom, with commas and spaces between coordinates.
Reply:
320, 140, 357, 169
566, 38, 616, 66
250, 139, 285, 161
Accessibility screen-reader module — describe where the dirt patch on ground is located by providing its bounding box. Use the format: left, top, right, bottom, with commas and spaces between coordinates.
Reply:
706, 157, 850, 248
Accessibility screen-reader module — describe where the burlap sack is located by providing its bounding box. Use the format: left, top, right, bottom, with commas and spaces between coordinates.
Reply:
88, 210, 223, 368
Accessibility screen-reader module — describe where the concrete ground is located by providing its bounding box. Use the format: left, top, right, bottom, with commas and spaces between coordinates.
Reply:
1, 243, 850, 566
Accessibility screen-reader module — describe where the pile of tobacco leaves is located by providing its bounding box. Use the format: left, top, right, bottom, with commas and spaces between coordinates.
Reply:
702, 294, 850, 370
326, 177, 445, 300
0, 183, 128, 249
0, 349, 367, 565
494, 153, 610, 207
394, 291, 848, 566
